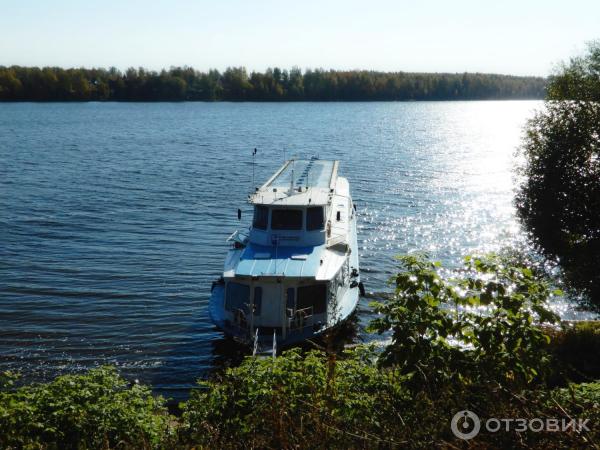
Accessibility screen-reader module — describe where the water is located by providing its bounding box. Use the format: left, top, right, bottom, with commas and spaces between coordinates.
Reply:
0, 101, 594, 399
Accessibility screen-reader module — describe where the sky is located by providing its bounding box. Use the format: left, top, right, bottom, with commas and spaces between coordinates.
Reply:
0, 0, 598, 76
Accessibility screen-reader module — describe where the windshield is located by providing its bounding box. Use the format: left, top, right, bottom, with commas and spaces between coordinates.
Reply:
271, 209, 303, 230
253, 205, 268, 230
306, 206, 324, 231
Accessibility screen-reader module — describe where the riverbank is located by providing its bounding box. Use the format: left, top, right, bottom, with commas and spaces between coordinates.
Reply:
1, 321, 598, 449
3, 251, 599, 449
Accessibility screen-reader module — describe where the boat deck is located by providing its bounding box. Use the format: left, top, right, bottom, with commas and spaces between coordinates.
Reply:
251, 158, 339, 206
263, 158, 338, 191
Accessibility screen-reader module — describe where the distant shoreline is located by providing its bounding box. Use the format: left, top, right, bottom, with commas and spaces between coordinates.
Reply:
0, 66, 546, 102
0, 98, 545, 103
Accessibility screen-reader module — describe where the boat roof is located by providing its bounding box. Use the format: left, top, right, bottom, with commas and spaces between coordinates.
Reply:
235, 243, 323, 277
249, 158, 339, 206
231, 242, 347, 279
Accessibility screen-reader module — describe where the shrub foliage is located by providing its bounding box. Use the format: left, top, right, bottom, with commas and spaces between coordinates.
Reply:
180, 254, 597, 449
1, 255, 598, 449
517, 42, 600, 308
0, 367, 173, 450
369, 254, 559, 389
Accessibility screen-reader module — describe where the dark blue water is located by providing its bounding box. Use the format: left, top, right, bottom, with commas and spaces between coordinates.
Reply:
0, 101, 593, 399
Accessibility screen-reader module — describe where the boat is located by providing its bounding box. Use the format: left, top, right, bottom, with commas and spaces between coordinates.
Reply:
209, 157, 363, 347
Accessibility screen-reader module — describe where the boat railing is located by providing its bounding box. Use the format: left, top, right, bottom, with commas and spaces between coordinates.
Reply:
233, 308, 249, 329
288, 306, 314, 330
227, 229, 249, 248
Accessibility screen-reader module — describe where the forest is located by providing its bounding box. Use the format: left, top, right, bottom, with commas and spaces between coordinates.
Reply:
0, 66, 546, 101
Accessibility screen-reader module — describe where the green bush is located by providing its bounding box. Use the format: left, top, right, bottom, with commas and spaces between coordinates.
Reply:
180, 254, 600, 449
1, 255, 597, 449
462, 381, 600, 449
368, 253, 560, 390
0, 367, 174, 450
549, 321, 600, 381
181, 347, 423, 449
517, 41, 600, 309
179, 355, 600, 449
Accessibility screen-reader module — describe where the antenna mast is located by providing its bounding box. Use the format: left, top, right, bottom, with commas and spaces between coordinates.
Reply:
252, 148, 257, 191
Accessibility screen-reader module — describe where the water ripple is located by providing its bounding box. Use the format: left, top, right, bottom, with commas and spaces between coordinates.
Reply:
0, 101, 595, 400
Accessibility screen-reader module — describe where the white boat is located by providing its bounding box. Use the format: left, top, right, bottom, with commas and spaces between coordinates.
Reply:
209, 158, 363, 347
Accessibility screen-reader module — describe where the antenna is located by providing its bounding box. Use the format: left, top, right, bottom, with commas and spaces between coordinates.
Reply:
252, 148, 257, 191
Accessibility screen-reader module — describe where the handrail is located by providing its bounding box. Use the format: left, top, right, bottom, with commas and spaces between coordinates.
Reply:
260, 160, 292, 190
234, 308, 249, 328
288, 306, 314, 330
227, 229, 249, 243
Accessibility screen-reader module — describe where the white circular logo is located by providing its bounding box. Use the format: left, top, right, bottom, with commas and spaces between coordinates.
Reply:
451, 410, 481, 440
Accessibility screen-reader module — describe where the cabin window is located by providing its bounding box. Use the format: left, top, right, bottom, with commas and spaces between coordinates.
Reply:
225, 282, 249, 312
286, 287, 295, 311
271, 209, 303, 230
253, 205, 268, 230
306, 206, 324, 231
253, 287, 262, 315
297, 285, 327, 314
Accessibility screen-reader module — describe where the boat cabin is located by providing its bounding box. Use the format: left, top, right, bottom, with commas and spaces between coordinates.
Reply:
212, 158, 358, 344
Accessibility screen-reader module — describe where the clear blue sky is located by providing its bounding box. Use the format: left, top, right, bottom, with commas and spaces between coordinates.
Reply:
1, 0, 598, 76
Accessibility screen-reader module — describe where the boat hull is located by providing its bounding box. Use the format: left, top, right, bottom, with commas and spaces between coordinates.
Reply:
209, 281, 359, 347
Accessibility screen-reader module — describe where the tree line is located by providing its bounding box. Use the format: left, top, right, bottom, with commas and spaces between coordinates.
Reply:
0, 65, 546, 101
